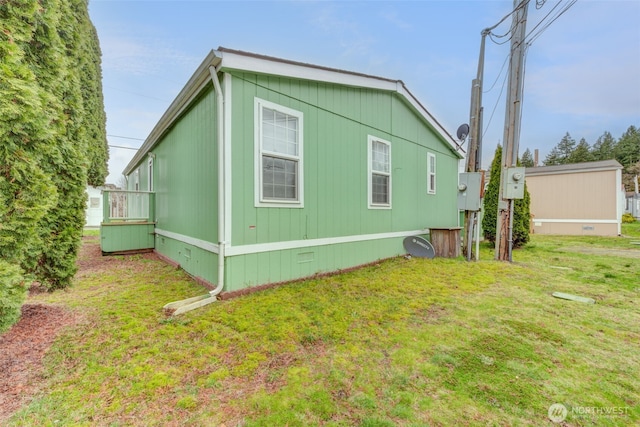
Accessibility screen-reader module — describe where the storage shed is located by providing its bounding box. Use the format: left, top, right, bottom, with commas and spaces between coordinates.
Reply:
85, 185, 103, 228
103, 47, 463, 296
525, 160, 624, 236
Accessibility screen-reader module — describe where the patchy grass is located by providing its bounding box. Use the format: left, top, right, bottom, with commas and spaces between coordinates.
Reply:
622, 221, 640, 238
7, 232, 640, 426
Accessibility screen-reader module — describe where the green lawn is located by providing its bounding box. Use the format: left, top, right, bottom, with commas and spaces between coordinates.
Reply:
8, 226, 640, 426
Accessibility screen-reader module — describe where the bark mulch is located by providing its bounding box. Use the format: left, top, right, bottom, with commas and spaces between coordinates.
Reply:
0, 303, 78, 424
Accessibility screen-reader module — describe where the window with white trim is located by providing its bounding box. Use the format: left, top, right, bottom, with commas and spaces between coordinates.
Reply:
255, 98, 304, 207
368, 136, 391, 208
427, 152, 436, 194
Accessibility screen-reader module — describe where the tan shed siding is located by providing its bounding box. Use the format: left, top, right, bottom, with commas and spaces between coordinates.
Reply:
526, 170, 618, 221
534, 222, 618, 236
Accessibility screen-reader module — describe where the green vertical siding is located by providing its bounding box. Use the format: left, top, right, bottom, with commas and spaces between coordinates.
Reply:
124, 70, 460, 292
224, 237, 406, 292
100, 223, 155, 252
229, 72, 458, 248
152, 86, 218, 244
155, 234, 218, 284
127, 84, 219, 286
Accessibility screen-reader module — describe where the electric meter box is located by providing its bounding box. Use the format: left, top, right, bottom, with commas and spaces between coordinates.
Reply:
503, 167, 525, 199
457, 172, 482, 211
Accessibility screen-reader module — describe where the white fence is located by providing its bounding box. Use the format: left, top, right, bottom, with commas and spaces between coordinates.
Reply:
105, 190, 153, 222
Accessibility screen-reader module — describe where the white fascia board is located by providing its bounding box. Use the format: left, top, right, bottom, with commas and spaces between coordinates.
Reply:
219, 50, 462, 158
395, 84, 463, 158
218, 50, 396, 92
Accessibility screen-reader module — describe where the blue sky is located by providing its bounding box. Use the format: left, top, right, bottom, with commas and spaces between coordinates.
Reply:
89, 0, 640, 184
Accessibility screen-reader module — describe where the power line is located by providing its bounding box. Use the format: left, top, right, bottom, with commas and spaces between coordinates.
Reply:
483, 64, 510, 139
525, 0, 578, 46
107, 134, 145, 141
487, 0, 532, 45
108, 144, 139, 151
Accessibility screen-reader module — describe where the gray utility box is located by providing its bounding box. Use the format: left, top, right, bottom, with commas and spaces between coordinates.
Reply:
503, 167, 526, 199
458, 172, 483, 211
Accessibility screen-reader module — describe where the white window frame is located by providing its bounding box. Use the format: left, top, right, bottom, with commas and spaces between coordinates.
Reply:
134, 169, 140, 191
368, 135, 392, 209
427, 152, 436, 195
254, 98, 304, 208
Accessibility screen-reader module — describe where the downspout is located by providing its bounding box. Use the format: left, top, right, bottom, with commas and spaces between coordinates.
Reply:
163, 61, 225, 315
209, 64, 226, 296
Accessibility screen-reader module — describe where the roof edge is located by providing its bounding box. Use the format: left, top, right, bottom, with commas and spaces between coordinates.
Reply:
123, 48, 464, 175
526, 159, 623, 176
123, 50, 222, 176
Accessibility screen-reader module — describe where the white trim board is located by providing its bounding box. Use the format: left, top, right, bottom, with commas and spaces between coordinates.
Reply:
533, 219, 618, 224
225, 229, 429, 256
154, 227, 431, 257
155, 228, 219, 253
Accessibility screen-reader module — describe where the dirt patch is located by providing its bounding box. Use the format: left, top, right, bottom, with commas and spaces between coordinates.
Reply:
0, 236, 119, 423
0, 303, 78, 424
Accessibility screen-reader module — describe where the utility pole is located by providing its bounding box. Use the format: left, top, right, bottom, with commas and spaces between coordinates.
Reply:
462, 30, 488, 261
495, 0, 529, 261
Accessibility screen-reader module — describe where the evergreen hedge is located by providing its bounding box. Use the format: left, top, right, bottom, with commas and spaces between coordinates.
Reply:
0, 0, 107, 330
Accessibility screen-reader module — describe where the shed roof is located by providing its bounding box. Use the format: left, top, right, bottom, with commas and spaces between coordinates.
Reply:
124, 47, 464, 175
525, 159, 623, 177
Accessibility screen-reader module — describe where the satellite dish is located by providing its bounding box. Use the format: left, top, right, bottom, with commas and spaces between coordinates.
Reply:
403, 236, 436, 259
456, 123, 470, 141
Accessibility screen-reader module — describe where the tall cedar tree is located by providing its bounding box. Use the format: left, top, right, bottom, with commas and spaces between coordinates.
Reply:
0, 0, 107, 330
0, 0, 57, 331
28, 0, 89, 290
482, 145, 530, 248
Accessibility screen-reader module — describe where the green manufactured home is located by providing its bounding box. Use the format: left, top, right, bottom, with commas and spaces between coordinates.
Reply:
103, 48, 463, 297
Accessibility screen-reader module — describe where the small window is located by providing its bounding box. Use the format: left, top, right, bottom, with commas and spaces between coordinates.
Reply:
255, 98, 304, 207
89, 197, 100, 209
134, 169, 140, 191
368, 136, 391, 209
427, 152, 436, 194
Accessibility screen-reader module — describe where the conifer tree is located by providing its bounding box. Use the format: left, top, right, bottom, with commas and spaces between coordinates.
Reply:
0, 0, 107, 329
615, 126, 640, 190
521, 148, 534, 167
0, 0, 58, 331
482, 145, 502, 243
615, 125, 640, 169
482, 145, 530, 248
591, 131, 617, 161
567, 138, 592, 164
544, 132, 576, 165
